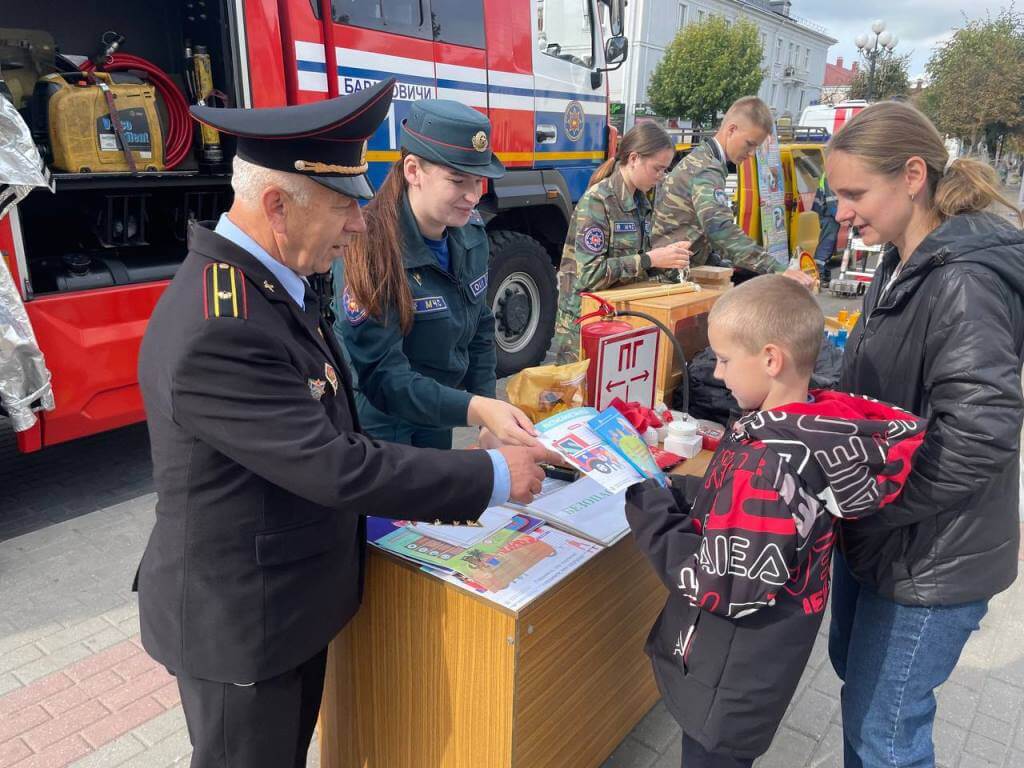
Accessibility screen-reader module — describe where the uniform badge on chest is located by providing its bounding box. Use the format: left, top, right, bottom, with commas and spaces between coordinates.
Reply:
324, 363, 339, 395
308, 378, 327, 401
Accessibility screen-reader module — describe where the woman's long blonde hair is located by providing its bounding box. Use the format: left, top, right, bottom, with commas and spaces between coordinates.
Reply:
827, 101, 1022, 226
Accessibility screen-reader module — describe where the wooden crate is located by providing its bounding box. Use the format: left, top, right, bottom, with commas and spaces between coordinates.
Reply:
688, 266, 734, 291
318, 456, 713, 768
580, 283, 725, 406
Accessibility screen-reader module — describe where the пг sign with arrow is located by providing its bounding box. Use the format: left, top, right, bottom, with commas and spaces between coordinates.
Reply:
593, 325, 660, 411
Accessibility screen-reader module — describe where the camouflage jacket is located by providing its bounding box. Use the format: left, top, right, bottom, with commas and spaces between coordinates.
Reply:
650, 140, 777, 274
553, 167, 671, 362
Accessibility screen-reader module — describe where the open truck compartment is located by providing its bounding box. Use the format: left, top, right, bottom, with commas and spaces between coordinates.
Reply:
4, 0, 242, 296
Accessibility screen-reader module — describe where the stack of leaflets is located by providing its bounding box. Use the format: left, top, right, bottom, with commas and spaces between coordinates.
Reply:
366, 512, 601, 611
365, 406, 667, 608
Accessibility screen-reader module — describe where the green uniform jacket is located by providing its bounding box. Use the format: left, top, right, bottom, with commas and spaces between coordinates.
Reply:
553, 167, 670, 362
650, 140, 777, 274
334, 196, 496, 441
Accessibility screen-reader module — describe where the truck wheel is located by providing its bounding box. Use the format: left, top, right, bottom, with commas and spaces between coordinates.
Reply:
487, 230, 557, 377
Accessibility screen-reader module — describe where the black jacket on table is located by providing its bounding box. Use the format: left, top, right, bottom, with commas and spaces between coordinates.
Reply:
839, 211, 1024, 606
136, 222, 493, 684
626, 392, 925, 759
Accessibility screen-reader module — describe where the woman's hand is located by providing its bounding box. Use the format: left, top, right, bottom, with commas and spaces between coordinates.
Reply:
647, 241, 692, 270
468, 396, 540, 447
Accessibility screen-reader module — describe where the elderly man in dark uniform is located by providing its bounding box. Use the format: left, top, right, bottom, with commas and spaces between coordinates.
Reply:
134, 79, 547, 768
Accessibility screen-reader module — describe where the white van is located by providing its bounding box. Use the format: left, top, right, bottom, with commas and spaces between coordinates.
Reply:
799, 101, 868, 137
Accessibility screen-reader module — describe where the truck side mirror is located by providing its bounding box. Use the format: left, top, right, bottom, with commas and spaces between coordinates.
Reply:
602, 35, 628, 71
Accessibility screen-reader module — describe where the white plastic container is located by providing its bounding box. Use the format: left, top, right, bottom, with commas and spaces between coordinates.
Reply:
664, 418, 703, 458
666, 419, 698, 438
642, 427, 660, 446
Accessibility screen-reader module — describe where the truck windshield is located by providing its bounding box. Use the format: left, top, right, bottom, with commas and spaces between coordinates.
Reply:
537, 0, 594, 68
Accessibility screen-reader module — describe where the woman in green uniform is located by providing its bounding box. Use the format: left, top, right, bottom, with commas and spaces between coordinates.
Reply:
335, 100, 536, 449
553, 122, 692, 362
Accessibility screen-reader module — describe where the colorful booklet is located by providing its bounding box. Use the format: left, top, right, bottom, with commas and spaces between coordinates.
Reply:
536, 406, 667, 491
586, 408, 667, 485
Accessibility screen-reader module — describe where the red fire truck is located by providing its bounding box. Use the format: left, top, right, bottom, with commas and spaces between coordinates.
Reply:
1, 0, 627, 452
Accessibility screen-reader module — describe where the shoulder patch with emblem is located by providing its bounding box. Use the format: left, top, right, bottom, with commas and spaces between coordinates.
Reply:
470, 272, 488, 298
581, 226, 606, 253
203, 263, 247, 320
713, 188, 729, 206
342, 285, 368, 326
414, 296, 448, 314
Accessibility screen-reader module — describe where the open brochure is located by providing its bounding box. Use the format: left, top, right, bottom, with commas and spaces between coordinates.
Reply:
535, 406, 667, 492
521, 476, 629, 547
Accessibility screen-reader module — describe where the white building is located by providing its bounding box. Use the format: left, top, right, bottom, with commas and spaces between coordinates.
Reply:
611, 0, 836, 127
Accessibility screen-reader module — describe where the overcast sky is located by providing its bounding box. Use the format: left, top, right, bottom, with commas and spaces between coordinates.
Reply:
787, 1, 1010, 79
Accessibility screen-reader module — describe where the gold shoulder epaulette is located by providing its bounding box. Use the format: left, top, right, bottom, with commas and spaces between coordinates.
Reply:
203, 263, 248, 320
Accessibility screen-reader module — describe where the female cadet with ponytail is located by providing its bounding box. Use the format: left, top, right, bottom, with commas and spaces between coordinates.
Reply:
553, 122, 692, 362
825, 101, 1024, 768
335, 100, 538, 449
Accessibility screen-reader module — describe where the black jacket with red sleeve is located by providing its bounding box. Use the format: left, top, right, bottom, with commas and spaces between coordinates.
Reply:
625, 391, 925, 759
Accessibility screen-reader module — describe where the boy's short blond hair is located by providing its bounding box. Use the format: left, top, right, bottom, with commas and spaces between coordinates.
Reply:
708, 274, 823, 376
724, 96, 774, 134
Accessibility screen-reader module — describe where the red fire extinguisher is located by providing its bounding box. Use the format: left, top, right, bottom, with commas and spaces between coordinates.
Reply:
577, 293, 633, 406
575, 292, 692, 412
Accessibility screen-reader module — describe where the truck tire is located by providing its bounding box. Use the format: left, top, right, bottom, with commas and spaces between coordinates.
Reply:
487, 230, 558, 377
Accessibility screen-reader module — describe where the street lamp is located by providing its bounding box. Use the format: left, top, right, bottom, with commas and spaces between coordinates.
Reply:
855, 20, 898, 102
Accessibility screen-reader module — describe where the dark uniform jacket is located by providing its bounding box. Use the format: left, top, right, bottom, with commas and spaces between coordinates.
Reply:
136, 222, 493, 684
839, 211, 1024, 606
335, 196, 496, 439
626, 392, 924, 759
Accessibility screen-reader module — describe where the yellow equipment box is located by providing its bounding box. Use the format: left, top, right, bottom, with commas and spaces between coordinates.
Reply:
41, 71, 164, 173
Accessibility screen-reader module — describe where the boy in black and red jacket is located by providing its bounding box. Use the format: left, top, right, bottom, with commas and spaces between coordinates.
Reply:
626, 275, 925, 768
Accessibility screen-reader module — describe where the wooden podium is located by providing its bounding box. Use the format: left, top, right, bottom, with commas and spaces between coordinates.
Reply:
318, 454, 714, 768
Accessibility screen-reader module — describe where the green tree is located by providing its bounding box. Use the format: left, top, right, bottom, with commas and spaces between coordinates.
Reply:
924, 8, 1024, 157
848, 51, 911, 101
647, 16, 764, 128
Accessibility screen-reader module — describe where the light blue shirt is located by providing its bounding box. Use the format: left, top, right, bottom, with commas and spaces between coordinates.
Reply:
215, 214, 307, 309
487, 449, 511, 507
213, 214, 511, 506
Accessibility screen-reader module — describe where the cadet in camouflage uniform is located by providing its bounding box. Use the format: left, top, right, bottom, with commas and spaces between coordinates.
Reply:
553, 123, 690, 362
651, 98, 818, 292
650, 138, 781, 275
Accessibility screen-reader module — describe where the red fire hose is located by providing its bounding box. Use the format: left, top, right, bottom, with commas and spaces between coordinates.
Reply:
81, 54, 192, 169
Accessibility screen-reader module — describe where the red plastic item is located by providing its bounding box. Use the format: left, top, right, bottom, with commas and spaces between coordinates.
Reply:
649, 446, 683, 470
607, 397, 662, 432
80, 54, 192, 169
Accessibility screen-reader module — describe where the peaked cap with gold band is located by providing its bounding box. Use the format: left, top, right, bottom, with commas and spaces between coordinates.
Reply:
400, 99, 505, 179
190, 78, 396, 200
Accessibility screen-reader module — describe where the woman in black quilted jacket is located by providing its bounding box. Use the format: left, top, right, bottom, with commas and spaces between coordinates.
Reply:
825, 101, 1024, 768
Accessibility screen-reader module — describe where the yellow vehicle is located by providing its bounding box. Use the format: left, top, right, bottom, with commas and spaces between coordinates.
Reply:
667, 127, 841, 260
